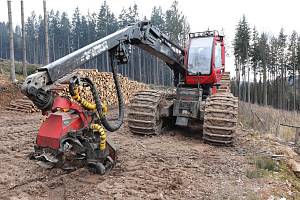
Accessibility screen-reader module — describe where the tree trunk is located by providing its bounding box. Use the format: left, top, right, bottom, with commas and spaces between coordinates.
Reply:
43, 0, 49, 65
7, 0, 16, 82
52, 36, 55, 61
280, 66, 284, 109
253, 65, 257, 104
235, 60, 241, 99
67, 34, 70, 54
21, 0, 27, 76
247, 64, 250, 102
156, 57, 159, 85
162, 65, 165, 86
293, 64, 296, 111
284, 67, 287, 110
298, 68, 300, 111
263, 65, 267, 106
138, 48, 142, 82
106, 51, 109, 72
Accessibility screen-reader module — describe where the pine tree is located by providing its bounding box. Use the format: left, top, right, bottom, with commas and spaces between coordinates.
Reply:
7, 0, 16, 82
233, 15, 251, 100
269, 36, 279, 107
79, 15, 88, 48
43, 0, 49, 64
297, 37, 300, 110
97, 1, 119, 72
48, 10, 60, 61
151, 6, 165, 31
60, 12, 71, 55
258, 32, 269, 106
277, 28, 287, 109
165, 0, 189, 46
71, 7, 81, 51
87, 12, 97, 44
151, 6, 165, 84
249, 26, 260, 104
165, 0, 190, 85
37, 15, 45, 64
127, 4, 139, 24
21, 0, 27, 76
25, 11, 38, 64
287, 31, 298, 111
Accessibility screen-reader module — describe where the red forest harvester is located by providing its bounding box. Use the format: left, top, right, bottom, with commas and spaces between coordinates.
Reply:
21, 21, 238, 174
127, 30, 238, 144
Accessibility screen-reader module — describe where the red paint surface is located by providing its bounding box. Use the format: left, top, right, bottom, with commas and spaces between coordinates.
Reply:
36, 96, 91, 149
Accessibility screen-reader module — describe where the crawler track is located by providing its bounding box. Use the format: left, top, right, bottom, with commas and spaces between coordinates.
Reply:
128, 90, 163, 135
217, 71, 231, 93
203, 72, 238, 145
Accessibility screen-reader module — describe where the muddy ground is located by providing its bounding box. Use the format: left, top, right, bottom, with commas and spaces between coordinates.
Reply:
0, 107, 298, 200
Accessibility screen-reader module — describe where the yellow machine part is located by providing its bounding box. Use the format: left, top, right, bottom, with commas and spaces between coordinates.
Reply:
71, 87, 108, 115
90, 123, 107, 150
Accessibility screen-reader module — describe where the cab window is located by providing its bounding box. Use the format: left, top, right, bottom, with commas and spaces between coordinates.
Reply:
215, 42, 222, 68
188, 37, 213, 75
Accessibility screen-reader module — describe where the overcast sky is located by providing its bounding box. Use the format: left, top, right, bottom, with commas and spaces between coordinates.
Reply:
1, 0, 300, 75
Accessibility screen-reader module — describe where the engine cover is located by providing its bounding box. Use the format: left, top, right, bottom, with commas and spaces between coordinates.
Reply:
37, 112, 84, 149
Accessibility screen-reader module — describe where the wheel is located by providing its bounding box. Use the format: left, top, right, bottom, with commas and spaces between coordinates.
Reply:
87, 161, 106, 175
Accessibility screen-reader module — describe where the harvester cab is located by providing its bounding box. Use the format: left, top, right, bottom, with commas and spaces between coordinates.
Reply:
185, 30, 226, 94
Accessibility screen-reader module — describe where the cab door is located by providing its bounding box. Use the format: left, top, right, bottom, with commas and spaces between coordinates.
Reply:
214, 40, 224, 83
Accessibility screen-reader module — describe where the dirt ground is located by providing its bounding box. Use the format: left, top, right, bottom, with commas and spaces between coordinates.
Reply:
0, 75, 23, 109
0, 77, 299, 200
0, 108, 298, 200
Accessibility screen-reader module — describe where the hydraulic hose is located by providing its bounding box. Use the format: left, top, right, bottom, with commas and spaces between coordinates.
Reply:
69, 52, 124, 132
98, 53, 124, 132
81, 57, 124, 132
69, 85, 97, 111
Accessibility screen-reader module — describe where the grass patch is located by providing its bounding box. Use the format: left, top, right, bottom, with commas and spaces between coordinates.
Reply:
278, 126, 296, 142
246, 156, 279, 179
246, 169, 266, 179
247, 156, 300, 197
255, 157, 278, 171
278, 162, 300, 198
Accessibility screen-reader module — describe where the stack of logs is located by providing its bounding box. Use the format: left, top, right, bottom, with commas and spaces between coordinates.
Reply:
6, 97, 39, 113
60, 70, 150, 106
6, 70, 149, 113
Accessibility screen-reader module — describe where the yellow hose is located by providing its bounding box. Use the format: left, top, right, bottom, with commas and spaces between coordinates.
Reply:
71, 87, 107, 115
90, 124, 107, 150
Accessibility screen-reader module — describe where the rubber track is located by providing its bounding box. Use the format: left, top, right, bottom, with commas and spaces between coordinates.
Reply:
203, 72, 238, 145
127, 90, 162, 135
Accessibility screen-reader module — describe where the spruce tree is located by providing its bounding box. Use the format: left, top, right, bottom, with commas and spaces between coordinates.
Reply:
277, 28, 287, 109
249, 27, 260, 104
258, 32, 269, 106
287, 31, 298, 111
269, 36, 279, 107
71, 7, 81, 51
233, 15, 251, 100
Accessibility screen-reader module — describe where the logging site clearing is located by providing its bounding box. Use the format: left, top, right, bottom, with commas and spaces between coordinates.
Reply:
1, 72, 300, 200
1, 0, 300, 199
